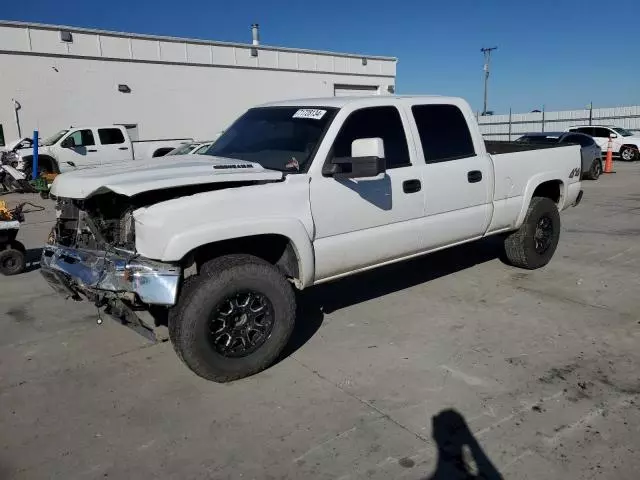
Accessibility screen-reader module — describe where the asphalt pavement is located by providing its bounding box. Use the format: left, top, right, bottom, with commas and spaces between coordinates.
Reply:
1, 164, 639, 479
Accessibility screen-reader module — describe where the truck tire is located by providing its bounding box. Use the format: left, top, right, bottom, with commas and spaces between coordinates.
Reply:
584, 159, 602, 180
620, 146, 639, 162
169, 255, 296, 382
503, 197, 560, 270
0, 247, 26, 276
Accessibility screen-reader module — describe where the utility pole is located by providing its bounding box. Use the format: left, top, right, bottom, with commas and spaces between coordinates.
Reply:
481, 46, 497, 115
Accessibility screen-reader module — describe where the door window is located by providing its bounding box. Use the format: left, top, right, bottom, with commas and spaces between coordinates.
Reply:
411, 104, 476, 163
68, 129, 95, 146
331, 106, 410, 169
98, 128, 125, 145
593, 127, 613, 138
573, 127, 594, 136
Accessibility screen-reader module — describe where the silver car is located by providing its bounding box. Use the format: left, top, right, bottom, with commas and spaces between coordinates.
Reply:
515, 132, 602, 180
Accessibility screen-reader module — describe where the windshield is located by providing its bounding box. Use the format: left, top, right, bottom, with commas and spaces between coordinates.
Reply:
204, 107, 338, 172
613, 127, 633, 137
167, 143, 198, 155
41, 130, 69, 146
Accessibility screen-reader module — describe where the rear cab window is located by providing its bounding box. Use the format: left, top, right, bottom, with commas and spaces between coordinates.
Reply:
411, 104, 475, 163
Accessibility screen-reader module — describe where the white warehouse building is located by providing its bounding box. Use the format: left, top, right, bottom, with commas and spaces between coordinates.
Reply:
0, 21, 396, 145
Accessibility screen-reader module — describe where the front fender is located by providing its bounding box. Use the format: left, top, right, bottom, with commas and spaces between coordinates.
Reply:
149, 218, 315, 288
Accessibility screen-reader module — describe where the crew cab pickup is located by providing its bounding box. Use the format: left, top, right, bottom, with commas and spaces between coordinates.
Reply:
40, 96, 583, 382
13, 125, 192, 175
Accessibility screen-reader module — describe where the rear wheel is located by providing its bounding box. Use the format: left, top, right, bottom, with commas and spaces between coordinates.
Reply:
169, 255, 296, 382
503, 197, 561, 270
620, 146, 639, 162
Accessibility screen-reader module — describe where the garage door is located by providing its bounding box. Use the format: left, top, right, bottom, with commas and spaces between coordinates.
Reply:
334, 84, 380, 97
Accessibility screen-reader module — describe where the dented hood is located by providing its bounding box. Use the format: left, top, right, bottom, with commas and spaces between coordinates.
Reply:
50, 155, 284, 199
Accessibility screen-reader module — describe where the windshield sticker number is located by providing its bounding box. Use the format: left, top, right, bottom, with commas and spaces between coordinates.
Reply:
293, 109, 326, 120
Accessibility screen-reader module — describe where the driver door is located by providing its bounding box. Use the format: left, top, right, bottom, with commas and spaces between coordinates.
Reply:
310, 105, 425, 282
58, 129, 100, 170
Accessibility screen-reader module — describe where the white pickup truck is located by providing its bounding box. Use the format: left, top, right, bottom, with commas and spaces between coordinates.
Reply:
41, 96, 583, 382
11, 125, 191, 175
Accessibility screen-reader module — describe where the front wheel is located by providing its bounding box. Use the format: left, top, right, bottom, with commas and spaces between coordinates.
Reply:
169, 256, 296, 382
620, 146, 639, 162
503, 197, 561, 270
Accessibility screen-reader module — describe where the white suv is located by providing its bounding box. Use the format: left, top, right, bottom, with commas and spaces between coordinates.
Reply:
567, 125, 640, 161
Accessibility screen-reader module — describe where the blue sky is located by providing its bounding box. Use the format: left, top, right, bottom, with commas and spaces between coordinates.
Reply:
4, 0, 639, 113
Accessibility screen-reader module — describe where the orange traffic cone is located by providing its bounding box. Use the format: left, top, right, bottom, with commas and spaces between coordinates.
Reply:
603, 136, 615, 173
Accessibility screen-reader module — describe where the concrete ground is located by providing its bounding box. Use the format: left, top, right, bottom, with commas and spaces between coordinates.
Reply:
1, 164, 639, 479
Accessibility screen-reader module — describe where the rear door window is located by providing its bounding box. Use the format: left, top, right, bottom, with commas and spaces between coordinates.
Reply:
593, 128, 613, 138
573, 127, 595, 136
98, 128, 126, 145
411, 104, 475, 163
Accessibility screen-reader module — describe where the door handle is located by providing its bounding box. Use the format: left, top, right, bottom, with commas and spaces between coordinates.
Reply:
467, 170, 482, 183
87, 149, 97, 152
403, 179, 421, 193
118, 147, 129, 150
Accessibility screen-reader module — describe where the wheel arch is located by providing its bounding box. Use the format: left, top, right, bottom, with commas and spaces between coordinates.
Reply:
20, 155, 60, 174
516, 176, 565, 228
620, 144, 639, 159
165, 220, 315, 288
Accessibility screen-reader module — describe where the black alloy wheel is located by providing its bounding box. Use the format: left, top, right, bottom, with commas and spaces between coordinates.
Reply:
209, 291, 275, 358
534, 215, 554, 254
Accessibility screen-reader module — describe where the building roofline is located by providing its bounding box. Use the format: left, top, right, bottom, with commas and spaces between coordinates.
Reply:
0, 20, 398, 62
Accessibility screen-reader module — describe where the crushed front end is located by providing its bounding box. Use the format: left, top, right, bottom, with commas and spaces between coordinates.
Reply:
40, 193, 182, 340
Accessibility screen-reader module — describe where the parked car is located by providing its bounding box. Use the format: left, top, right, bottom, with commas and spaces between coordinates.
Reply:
516, 132, 602, 180
166, 141, 215, 156
12, 125, 193, 175
42, 95, 583, 382
567, 125, 640, 161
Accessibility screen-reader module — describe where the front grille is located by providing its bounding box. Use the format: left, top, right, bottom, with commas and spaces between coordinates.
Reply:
53, 197, 135, 251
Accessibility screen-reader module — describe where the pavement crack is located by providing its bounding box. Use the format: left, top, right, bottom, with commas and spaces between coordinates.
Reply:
514, 285, 610, 311
291, 357, 431, 444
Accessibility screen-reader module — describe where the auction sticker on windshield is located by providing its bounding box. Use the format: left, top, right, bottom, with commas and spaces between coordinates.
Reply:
293, 109, 326, 120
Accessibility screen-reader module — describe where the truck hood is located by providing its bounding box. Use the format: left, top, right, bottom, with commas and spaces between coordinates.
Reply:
50, 155, 284, 199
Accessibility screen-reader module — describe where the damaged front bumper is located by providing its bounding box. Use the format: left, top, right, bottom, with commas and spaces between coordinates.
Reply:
40, 244, 181, 306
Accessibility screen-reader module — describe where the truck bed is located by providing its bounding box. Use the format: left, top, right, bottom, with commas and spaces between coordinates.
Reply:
485, 140, 574, 155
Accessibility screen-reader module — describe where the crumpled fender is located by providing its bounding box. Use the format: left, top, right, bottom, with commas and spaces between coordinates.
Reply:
138, 216, 315, 288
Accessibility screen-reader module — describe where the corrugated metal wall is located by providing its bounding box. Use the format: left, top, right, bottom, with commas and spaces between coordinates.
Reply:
478, 106, 640, 140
